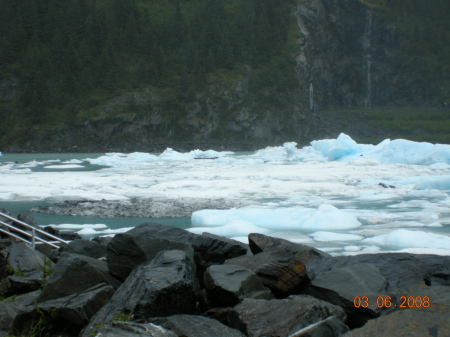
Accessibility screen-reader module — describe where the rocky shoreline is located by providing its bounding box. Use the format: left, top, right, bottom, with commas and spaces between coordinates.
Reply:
31, 198, 257, 218
0, 213, 449, 336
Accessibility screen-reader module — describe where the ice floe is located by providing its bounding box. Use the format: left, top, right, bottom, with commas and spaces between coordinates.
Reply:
362, 229, 450, 250
310, 231, 363, 242
191, 204, 362, 231
43, 164, 84, 169
1, 133, 450, 255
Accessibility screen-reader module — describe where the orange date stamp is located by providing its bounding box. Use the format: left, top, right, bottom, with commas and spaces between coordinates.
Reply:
353, 295, 430, 308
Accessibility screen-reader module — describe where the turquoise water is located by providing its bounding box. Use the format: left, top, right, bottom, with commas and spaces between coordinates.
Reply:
0, 200, 191, 240
0, 152, 191, 239
1, 152, 449, 254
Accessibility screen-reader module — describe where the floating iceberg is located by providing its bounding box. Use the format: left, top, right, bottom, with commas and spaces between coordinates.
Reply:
87, 152, 158, 166
188, 220, 270, 237
397, 176, 450, 190
310, 231, 363, 242
43, 164, 84, 169
362, 229, 450, 250
191, 204, 361, 231
307, 133, 450, 165
80, 133, 450, 167
249, 133, 450, 165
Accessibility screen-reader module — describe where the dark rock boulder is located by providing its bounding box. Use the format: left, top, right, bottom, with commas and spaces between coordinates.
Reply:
15, 213, 39, 234
42, 225, 60, 237
107, 230, 194, 280
201, 232, 249, 254
108, 223, 247, 281
92, 236, 112, 248
225, 251, 310, 297
410, 286, 450, 307
61, 239, 106, 259
203, 307, 233, 326
228, 296, 346, 337
306, 253, 450, 294
7, 242, 47, 277
204, 264, 273, 307
81, 249, 200, 337
149, 315, 246, 337
306, 263, 387, 328
0, 290, 41, 332
60, 232, 82, 241
0, 210, 15, 226
37, 253, 121, 303
0, 239, 12, 279
12, 284, 115, 336
0, 239, 12, 252
6, 242, 52, 295
35, 245, 60, 263
288, 316, 349, 337
248, 233, 330, 262
343, 306, 450, 337
425, 267, 450, 286
92, 321, 178, 337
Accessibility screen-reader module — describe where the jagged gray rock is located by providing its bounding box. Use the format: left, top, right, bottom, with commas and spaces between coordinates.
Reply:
204, 264, 273, 307
305, 253, 450, 294
343, 306, 450, 337
6, 242, 52, 295
306, 263, 387, 328
12, 284, 115, 336
37, 253, 121, 303
425, 267, 450, 286
409, 286, 450, 307
225, 251, 310, 297
81, 250, 200, 337
0, 290, 41, 332
149, 315, 246, 337
61, 239, 106, 259
107, 231, 194, 281
248, 233, 330, 262
107, 223, 247, 282
228, 296, 346, 337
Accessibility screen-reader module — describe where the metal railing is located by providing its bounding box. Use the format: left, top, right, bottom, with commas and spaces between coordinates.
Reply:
0, 211, 70, 249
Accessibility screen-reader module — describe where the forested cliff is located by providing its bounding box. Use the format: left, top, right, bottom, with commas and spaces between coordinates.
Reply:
0, 0, 448, 152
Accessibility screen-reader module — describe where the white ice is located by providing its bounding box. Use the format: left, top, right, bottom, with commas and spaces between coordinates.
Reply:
310, 231, 363, 242
1, 133, 450, 255
48, 224, 107, 230
191, 204, 361, 231
188, 220, 270, 237
76, 227, 134, 235
43, 164, 84, 169
362, 229, 450, 250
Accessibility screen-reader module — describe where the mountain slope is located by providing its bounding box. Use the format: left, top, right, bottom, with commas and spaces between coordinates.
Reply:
0, 0, 448, 151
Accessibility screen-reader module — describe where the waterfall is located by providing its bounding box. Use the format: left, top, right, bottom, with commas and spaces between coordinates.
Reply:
309, 82, 314, 112
364, 9, 372, 108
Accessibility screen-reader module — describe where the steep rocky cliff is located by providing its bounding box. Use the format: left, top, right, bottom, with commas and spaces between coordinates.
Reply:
1, 0, 448, 152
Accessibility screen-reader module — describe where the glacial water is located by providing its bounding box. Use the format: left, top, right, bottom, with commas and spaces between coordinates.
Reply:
1, 134, 449, 256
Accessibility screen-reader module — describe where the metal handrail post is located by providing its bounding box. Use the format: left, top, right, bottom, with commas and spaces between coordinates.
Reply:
0, 227, 33, 245
0, 211, 70, 245
0, 220, 61, 249
32, 229, 36, 249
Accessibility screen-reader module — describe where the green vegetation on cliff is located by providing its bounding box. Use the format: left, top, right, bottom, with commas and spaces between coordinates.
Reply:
0, 0, 448, 150
373, 0, 450, 104
0, 0, 298, 147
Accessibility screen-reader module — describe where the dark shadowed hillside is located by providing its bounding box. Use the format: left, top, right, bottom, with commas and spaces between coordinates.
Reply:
0, 0, 448, 152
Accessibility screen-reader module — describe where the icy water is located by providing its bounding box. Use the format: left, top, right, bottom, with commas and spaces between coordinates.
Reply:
1, 134, 450, 256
